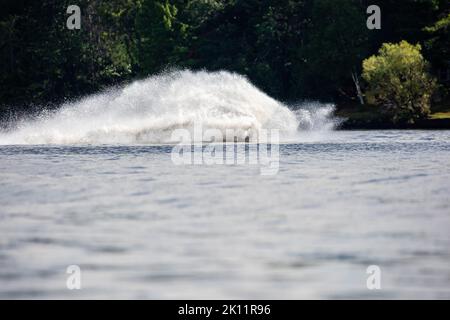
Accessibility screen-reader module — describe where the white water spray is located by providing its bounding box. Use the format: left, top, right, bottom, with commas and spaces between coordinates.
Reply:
0, 70, 337, 145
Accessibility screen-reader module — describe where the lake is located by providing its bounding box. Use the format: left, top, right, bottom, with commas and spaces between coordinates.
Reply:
0, 130, 449, 299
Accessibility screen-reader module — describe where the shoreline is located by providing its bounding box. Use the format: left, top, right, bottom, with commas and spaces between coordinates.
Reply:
335, 101, 450, 130
338, 118, 450, 130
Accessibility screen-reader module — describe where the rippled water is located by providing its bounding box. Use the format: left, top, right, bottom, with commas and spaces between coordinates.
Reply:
0, 130, 449, 299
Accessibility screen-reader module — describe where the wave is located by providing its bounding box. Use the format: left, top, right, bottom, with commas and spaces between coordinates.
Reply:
0, 70, 337, 145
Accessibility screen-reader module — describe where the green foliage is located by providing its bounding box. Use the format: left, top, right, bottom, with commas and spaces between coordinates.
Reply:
190, 0, 307, 99
292, 0, 369, 100
135, 0, 190, 73
0, 0, 449, 116
0, 0, 138, 110
362, 41, 437, 123
424, 12, 450, 96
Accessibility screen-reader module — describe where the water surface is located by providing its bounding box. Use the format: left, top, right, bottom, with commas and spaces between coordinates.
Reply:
0, 130, 449, 299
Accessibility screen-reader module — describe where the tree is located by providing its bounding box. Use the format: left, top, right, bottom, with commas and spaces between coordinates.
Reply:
292, 0, 369, 103
424, 12, 450, 97
362, 41, 437, 123
136, 0, 191, 74
0, 0, 136, 111
190, 0, 308, 100
0, 0, 448, 116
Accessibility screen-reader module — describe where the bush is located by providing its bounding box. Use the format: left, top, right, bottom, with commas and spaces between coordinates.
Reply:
362, 41, 437, 123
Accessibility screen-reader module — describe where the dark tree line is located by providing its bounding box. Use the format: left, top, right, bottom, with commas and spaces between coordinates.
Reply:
0, 0, 448, 115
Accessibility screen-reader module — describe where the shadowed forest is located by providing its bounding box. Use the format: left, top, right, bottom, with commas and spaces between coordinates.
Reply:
1, 0, 449, 125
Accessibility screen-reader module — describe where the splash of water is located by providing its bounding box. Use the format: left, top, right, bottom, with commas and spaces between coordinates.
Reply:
0, 70, 337, 145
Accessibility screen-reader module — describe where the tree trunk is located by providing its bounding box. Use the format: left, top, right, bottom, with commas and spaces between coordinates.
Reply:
351, 70, 364, 105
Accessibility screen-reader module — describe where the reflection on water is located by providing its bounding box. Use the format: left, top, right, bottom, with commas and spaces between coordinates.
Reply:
0, 130, 449, 299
